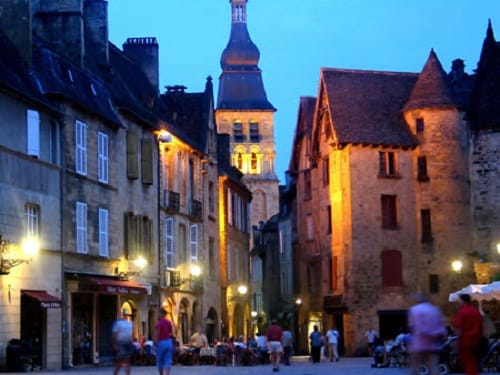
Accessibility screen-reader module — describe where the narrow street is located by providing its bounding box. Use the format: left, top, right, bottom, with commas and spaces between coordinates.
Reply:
0, 356, 478, 375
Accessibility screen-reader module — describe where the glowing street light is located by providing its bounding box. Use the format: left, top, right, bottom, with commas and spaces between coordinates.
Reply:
452, 260, 463, 272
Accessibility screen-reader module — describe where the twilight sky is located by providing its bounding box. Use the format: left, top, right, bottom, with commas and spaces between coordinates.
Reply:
108, 1, 500, 183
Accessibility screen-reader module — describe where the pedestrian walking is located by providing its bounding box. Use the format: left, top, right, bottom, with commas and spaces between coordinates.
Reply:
365, 327, 377, 357
154, 308, 175, 375
281, 326, 293, 365
407, 292, 447, 375
309, 325, 323, 364
266, 319, 283, 372
112, 309, 134, 375
326, 326, 340, 362
454, 293, 483, 375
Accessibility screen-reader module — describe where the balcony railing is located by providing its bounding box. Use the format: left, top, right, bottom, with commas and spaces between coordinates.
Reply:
189, 199, 202, 221
163, 190, 180, 212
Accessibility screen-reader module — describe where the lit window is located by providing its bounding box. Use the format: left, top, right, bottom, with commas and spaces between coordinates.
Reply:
25, 203, 39, 238
250, 153, 258, 173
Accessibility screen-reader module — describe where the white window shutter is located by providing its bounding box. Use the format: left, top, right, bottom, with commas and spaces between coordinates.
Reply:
27, 109, 40, 157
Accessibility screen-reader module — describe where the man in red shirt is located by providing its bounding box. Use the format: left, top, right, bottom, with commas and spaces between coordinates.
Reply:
454, 293, 483, 375
266, 319, 283, 372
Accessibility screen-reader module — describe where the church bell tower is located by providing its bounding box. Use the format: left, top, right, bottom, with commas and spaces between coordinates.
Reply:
216, 0, 279, 227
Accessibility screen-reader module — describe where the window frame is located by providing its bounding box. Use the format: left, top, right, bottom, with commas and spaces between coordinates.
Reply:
76, 201, 88, 254
98, 131, 109, 183
75, 120, 88, 175
27, 109, 40, 158
98, 208, 109, 257
381, 194, 399, 229
25, 203, 40, 238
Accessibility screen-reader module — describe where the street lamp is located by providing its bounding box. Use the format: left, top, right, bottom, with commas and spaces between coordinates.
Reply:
0, 235, 39, 275
237, 284, 248, 296
118, 255, 147, 279
452, 260, 463, 273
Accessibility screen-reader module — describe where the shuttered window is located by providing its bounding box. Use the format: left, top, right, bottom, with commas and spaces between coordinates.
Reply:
99, 208, 109, 256
381, 250, 402, 287
190, 224, 198, 262
141, 137, 153, 184
76, 201, 88, 254
98, 132, 109, 183
165, 217, 174, 268
126, 132, 139, 179
75, 120, 87, 175
27, 109, 40, 158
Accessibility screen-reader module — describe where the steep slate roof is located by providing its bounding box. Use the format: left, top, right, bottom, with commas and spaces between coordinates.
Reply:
322, 68, 419, 148
468, 21, 500, 130
32, 44, 121, 127
288, 96, 316, 174
404, 49, 456, 111
159, 77, 214, 153
108, 42, 158, 128
0, 32, 57, 112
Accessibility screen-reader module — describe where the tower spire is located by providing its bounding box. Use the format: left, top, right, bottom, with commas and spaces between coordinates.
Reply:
231, 0, 247, 23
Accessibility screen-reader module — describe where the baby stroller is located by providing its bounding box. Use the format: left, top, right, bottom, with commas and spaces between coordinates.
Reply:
370, 337, 386, 368
417, 335, 458, 375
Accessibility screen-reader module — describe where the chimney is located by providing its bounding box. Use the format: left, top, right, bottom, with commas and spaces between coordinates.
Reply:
123, 37, 159, 93
0, 0, 32, 68
32, 0, 85, 67
84, 0, 109, 70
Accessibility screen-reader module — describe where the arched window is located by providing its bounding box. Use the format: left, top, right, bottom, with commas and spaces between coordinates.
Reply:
237, 153, 243, 170
250, 153, 257, 173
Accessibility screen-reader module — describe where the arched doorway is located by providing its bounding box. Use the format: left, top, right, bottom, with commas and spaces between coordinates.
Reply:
233, 304, 244, 338
205, 308, 218, 344
192, 301, 201, 334
179, 299, 190, 345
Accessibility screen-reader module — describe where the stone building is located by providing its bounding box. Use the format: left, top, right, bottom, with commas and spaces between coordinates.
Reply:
157, 78, 223, 345
289, 24, 500, 355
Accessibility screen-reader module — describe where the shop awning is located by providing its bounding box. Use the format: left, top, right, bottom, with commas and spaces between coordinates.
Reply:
85, 277, 148, 295
22, 290, 62, 309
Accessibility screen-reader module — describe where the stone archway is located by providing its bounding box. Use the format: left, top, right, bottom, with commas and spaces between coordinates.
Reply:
179, 298, 190, 345
232, 303, 244, 338
205, 307, 218, 344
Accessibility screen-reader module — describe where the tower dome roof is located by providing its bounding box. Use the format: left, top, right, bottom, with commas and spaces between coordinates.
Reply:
220, 23, 260, 69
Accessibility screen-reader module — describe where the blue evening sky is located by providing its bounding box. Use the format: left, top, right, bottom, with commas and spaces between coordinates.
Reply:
108, 1, 500, 183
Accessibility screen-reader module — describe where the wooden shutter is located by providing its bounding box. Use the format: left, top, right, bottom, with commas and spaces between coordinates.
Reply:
126, 132, 139, 179
141, 137, 153, 185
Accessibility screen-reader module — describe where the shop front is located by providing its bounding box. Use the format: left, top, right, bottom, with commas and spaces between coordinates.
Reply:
65, 274, 151, 367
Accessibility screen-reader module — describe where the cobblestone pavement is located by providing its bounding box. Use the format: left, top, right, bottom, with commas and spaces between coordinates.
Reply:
1, 356, 481, 375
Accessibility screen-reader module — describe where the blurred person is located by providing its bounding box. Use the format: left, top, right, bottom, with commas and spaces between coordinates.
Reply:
154, 308, 175, 375
454, 293, 483, 375
408, 293, 447, 375
326, 326, 340, 362
112, 309, 133, 375
309, 325, 323, 364
256, 332, 268, 364
190, 326, 208, 364
266, 319, 283, 372
365, 327, 377, 356
281, 326, 293, 365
